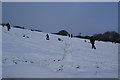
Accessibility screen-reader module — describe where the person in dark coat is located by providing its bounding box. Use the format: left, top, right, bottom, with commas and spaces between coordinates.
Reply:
46, 34, 49, 40
58, 38, 63, 41
58, 38, 61, 41
68, 34, 70, 38
6, 23, 10, 31
90, 36, 96, 49
71, 34, 73, 38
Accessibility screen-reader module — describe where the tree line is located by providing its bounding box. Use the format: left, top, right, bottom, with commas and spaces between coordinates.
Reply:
53, 30, 120, 43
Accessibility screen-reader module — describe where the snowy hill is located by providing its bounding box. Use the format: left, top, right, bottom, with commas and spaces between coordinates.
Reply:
1, 26, 118, 78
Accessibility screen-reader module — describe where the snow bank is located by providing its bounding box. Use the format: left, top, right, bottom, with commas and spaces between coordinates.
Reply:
2, 26, 118, 78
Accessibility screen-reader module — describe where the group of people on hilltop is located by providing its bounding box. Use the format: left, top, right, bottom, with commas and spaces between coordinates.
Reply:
46, 34, 96, 49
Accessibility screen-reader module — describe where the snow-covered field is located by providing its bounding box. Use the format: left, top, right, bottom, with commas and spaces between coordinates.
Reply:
1, 26, 118, 78
0, 25, 2, 79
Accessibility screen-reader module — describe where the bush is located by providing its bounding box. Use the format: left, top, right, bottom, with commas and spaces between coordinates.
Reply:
57, 30, 69, 36
14, 26, 24, 29
30, 29, 42, 32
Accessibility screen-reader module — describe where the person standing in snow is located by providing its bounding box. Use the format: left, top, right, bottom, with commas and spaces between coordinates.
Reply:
90, 36, 96, 49
71, 34, 73, 38
6, 23, 10, 31
46, 34, 49, 40
68, 34, 70, 38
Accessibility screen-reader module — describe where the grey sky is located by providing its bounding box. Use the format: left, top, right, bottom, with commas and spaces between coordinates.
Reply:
2, 2, 118, 36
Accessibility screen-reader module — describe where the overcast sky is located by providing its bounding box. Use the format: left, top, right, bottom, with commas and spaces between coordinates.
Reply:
2, 2, 118, 36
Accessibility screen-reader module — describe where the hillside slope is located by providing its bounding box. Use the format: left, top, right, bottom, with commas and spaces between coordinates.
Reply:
1, 26, 118, 78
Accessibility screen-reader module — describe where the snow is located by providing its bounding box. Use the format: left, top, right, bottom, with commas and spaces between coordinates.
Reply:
0, 26, 2, 79
119, 44, 120, 78
1, 26, 118, 78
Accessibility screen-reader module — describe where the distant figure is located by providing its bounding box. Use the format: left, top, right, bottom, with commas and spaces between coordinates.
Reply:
26, 36, 29, 38
23, 35, 25, 37
90, 36, 96, 49
6, 23, 10, 31
68, 34, 70, 38
46, 34, 49, 40
68, 34, 73, 38
84, 40, 87, 42
71, 34, 73, 38
58, 38, 63, 41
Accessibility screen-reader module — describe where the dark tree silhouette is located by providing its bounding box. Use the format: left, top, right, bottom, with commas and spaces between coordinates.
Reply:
57, 30, 69, 36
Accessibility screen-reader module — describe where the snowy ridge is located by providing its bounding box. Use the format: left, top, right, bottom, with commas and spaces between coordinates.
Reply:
2, 26, 118, 78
